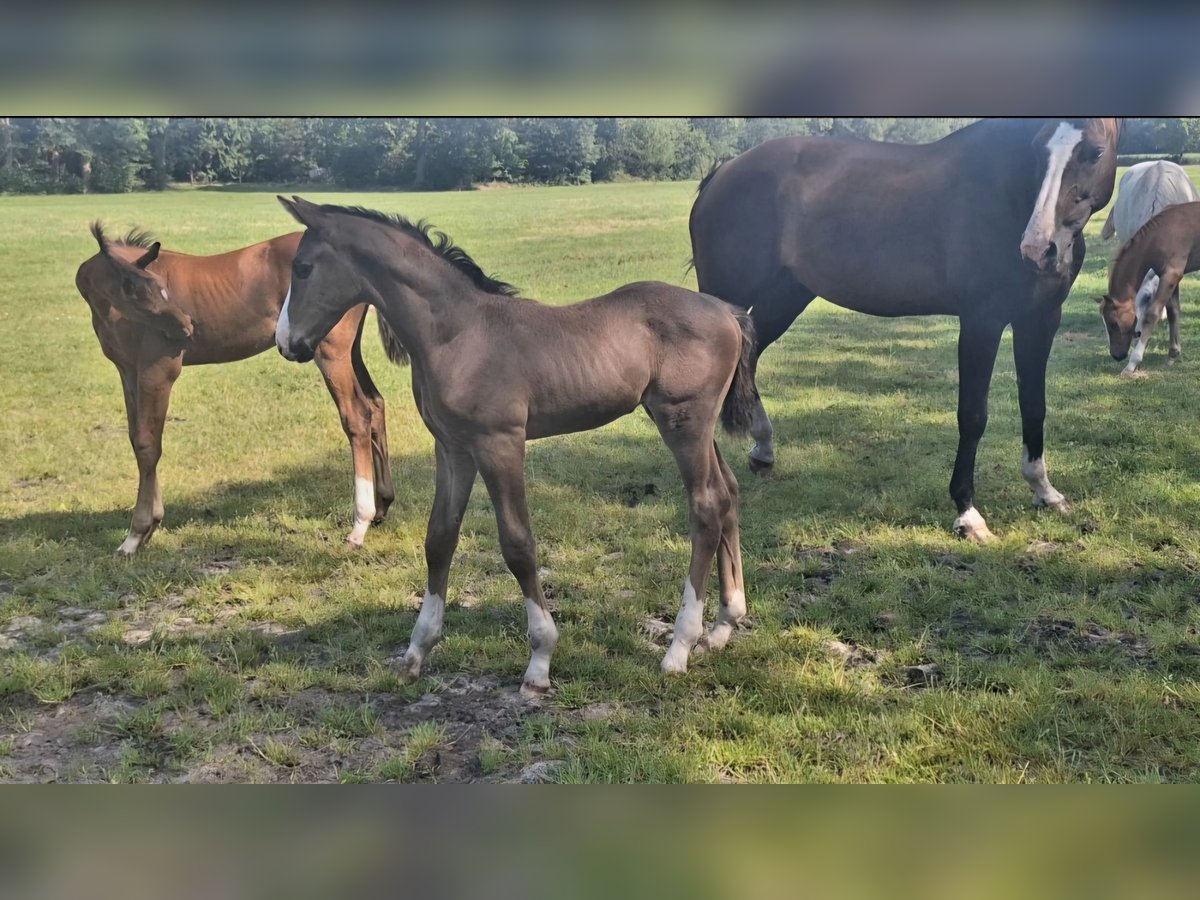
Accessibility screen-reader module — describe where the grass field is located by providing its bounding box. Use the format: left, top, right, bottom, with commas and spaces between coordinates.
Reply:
2, 173, 1200, 783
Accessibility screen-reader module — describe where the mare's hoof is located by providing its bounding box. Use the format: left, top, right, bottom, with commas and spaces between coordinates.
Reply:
953, 519, 995, 543
520, 680, 551, 702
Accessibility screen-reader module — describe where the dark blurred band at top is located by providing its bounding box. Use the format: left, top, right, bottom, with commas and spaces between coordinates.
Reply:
2, 8, 1198, 115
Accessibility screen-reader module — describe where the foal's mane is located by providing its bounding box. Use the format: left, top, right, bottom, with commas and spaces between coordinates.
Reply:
312, 204, 520, 298
1111, 211, 1170, 291
90, 221, 159, 253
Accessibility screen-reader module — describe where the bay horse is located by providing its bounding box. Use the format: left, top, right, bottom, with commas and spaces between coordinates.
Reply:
1100, 160, 1198, 247
272, 196, 758, 698
689, 118, 1121, 541
75, 224, 395, 555
1099, 200, 1200, 375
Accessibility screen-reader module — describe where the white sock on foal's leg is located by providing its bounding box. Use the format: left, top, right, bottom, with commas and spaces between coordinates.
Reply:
662, 580, 705, 674
521, 597, 558, 699
703, 588, 746, 653
346, 476, 375, 547
400, 590, 445, 679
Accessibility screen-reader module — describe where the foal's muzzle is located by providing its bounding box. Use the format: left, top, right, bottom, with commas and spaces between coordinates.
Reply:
277, 338, 314, 364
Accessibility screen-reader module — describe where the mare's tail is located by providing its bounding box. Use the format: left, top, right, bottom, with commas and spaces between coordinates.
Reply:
720, 309, 759, 436
377, 313, 410, 366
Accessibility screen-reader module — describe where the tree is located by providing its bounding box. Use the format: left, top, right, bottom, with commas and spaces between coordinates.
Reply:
515, 118, 598, 184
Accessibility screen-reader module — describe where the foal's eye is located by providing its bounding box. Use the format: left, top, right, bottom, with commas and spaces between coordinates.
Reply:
292, 261, 313, 280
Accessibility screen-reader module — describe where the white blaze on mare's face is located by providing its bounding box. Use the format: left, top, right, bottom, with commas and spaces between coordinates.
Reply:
346, 476, 375, 547
662, 579, 705, 674
522, 597, 559, 694
274, 286, 292, 352
401, 590, 446, 677
1021, 122, 1084, 261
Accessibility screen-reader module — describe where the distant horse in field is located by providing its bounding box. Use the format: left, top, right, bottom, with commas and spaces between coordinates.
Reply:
76, 224, 395, 555
273, 196, 757, 697
1100, 160, 1198, 246
690, 118, 1121, 541
1099, 201, 1200, 375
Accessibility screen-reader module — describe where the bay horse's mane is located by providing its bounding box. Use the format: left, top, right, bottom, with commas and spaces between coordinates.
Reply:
90, 221, 159, 253
311, 203, 520, 298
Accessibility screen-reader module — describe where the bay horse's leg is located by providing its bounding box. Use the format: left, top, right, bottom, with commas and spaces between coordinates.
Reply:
350, 310, 396, 518
474, 434, 558, 699
314, 328, 378, 549
739, 272, 816, 472
118, 355, 181, 556
399, 441, 477, 680
699, 442, 745, 653
1166, 287, 1182, 363
654, 419, 729, 674
1013, 304, 1071, 515
950, 317, 1005, 542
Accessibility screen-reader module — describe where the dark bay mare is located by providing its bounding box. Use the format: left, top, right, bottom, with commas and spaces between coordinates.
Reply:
690, 118, 1121, 541
76, 224, 395, 554
1100, 201, 1200, 375
273, 197, 758, 698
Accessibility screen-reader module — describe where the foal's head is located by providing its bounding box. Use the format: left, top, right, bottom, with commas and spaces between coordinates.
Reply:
1098, 268, 1159, 361
85, 223, 190, 342
274, 196, 383, 363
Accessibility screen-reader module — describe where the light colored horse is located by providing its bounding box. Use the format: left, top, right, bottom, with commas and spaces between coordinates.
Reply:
1101, 160, 1198, 245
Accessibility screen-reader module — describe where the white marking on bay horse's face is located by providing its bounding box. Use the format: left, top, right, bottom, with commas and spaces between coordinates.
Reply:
1020, 122, 1084, 267
274, 286, 292, 354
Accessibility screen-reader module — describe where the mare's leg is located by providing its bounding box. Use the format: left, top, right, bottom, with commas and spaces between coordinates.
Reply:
1167, 288, 1182, 362
350, 309, 396, 518
118, 354, 181, 555
736, 271, 817, 471
314, 331, 378, 549
950, 316, 1005, 542
474, 433, 558, 700
653, 417, 730, 674
399, 441, 477, 680
1013, 304, 1071, 515
699, 442, 745, 654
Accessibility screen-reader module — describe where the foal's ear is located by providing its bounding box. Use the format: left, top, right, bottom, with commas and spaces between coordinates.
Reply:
135, 242, 160, 269
277, 194, 322, 227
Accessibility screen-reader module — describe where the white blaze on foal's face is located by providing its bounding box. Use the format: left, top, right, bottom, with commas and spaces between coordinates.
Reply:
274, 286, 292, 352
1020, 122, 1084, 265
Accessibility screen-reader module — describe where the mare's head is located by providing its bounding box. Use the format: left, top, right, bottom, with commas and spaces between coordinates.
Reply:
1019, 118, 1120, 273
1098, 268, 1159, 361
84, 223, 190, 342
274, 196, 380, 363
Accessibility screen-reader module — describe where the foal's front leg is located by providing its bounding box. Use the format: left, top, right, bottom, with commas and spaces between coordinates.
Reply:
475, 434, 558, 700
399, 442, 476, 680
118, 355, 181, 555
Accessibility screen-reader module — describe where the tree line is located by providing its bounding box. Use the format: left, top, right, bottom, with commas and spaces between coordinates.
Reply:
1, 118, 1196, 194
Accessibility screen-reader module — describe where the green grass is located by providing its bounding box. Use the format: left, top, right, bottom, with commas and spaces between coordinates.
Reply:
2, 174, 1200, 782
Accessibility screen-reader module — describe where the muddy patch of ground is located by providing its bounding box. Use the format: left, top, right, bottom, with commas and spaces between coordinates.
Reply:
1025, 615, 1151, 663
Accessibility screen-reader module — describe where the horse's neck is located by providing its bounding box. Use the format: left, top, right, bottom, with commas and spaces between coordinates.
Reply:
1114, 242, 1157, 297
373, 262, 484, 359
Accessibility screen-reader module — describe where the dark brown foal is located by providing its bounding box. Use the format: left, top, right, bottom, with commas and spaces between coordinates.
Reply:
75, 224, 395, 555
273, 197, 758, 698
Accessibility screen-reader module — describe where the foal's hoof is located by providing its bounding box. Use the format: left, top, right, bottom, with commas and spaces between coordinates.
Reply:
1037, 497, 1073, 515
748, 455, 774, 475
661, 645, 691, 675
1119, 368, 1146, 380
344, 535, 365, 551
391, 652, 423, 683
519, 679, 551, 702
115, 537, 142, 557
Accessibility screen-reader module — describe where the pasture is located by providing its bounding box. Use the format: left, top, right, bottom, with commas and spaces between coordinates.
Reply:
2, 174, 1200, 782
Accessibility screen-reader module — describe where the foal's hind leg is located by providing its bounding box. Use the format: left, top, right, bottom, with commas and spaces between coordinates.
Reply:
654, 419, 729, 674
400, 441, 477, 680
118, 354, 181, 556
315, 337, 378, 548
474, 433, 558, 700
350, 310, 396, 519
699, 443, 746, 654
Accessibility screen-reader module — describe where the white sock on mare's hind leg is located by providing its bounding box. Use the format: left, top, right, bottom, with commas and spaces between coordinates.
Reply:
400, 590, 445, 679
662, 580, 705, 674
346, 476, 375, 547
1021, 446, 1070, 513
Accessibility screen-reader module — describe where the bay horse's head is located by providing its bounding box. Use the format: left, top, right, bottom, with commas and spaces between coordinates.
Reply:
1020, 118, 1120, 273
85, 222, 191, 343
274, 195, 377, 363
1098, 268, 1159, 361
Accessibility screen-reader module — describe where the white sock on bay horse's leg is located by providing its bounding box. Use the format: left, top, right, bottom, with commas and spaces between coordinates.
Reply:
400, 590, 445, 679
662, 580, 705, 674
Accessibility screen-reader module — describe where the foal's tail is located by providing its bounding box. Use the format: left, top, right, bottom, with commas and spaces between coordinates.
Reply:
720, 309, 759, 437
376, 313, 410, 367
